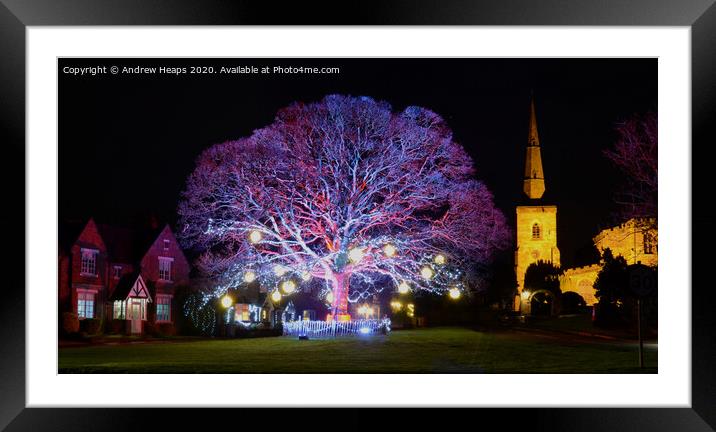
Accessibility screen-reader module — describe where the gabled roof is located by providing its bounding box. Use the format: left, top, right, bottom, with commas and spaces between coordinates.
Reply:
60, 217, 178, 265
58, 218, 96, 254
110, 272, 153, 302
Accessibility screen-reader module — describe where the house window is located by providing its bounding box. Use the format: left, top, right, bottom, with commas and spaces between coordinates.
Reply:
156, 295, 171, 322
158, 257, 173, 281
77, 291, 95, 319
235, 304, 250, 322
163, 239, 170, 251
80, 248, 98, 276
113, 300, 126, 319
113, 265, 122, 279
532, 223, 541, 239
643, 232, 655, 254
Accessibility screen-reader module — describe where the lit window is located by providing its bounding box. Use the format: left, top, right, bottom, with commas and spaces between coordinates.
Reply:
643, 232, 654, 254
163, 239, 170, 251
156, 295, 171, 322
77, 291, 95, 319
113, 300, 126, 319
235, 304, 250, 322
158, 257, 173, 281
80, 248, 98, 275
532, 223, 541, 239
113, 265, 122, 279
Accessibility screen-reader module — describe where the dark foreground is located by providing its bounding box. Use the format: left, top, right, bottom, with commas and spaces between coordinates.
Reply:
58, 327, 657, 373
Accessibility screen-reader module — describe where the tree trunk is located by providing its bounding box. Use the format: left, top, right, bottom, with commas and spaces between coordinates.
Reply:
331, 272, 350, 317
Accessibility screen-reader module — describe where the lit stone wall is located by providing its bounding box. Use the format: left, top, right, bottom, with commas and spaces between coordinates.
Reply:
593, 218, 657, 267
515, 205, 561, 310
560, 264, 600, 305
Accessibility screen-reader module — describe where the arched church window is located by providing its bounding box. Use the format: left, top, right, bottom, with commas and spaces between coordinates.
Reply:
532, 223, 541, 239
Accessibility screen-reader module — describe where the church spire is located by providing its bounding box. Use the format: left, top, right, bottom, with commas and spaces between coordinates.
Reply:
523, 94, 546, 199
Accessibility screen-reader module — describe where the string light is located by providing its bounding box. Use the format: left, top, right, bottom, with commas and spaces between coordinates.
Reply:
301, 271, 312, 282
325, 291, 334, 305
390, 301, 403, 311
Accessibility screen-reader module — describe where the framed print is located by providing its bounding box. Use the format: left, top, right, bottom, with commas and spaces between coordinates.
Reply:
1, 0, 712, 430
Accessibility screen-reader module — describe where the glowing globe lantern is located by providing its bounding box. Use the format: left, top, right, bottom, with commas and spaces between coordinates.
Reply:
221, 295, 233, 308
271, 290, 282, 303
248, 230, 263, 244
348, 247, 365, 264
448, 287, 461, 300
434, 254, 446, 265
383, 243, 397, 257
325, 291, 334, 305
420, 266, 434, 280
397, 281, 410, 294
301, 271, 312, 282
274, 264, 288, 277
280, 279, 297, 294
243, 271, 256, 283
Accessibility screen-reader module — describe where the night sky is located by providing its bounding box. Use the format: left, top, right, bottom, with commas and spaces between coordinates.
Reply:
59, 58, 656, 268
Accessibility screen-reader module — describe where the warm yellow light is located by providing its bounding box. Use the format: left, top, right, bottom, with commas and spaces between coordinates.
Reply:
407, 303, 415, 317
301, 271, 312, 282
448, 287, 461, 300
521, 290, 531, 300
271, 290, 282, 303
325, 291, 334, 305
243, 271, 256, 283
281, 279, 297, 294
434, 254, 446, 265
348, 247, 365, 263
358, 305, 374, 317
420, 266, 434, 280
397, 281, 410, 294
248, 230, 263, 244
274, 264, 288, 277
221, 295, 233, 308
383, 244, 397, 257
390, 301, 403, 311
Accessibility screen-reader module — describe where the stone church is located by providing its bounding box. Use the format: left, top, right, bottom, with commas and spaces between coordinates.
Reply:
514, 97, 657, 314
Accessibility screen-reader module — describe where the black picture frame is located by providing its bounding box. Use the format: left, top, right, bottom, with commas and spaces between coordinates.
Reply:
0, 0, 711, 430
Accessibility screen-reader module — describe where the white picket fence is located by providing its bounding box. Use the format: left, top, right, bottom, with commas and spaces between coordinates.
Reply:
283, 318, 391, 338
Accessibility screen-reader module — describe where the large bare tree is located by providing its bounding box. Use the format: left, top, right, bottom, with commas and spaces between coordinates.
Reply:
179, 95, 510, 317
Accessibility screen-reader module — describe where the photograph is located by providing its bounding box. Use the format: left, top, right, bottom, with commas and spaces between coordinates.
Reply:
57, 57, 657, 374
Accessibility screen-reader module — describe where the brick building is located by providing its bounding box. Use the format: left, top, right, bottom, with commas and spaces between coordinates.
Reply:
59, 218, 190, 334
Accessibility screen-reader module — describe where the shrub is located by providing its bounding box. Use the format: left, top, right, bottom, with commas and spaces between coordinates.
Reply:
143, 321, 157, 336
108, 319, 127, 335
61, 312, 80, 335
80, 318, 102, 335
157, 323, 175, 337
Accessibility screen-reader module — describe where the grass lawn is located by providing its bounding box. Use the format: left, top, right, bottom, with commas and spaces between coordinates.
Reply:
58, 327, 657, 374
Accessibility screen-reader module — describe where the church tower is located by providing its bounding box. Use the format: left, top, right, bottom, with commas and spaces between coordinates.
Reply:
515, 95, 560, 313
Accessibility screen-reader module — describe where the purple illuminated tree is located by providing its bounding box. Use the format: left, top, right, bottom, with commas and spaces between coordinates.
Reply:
604, 112, 657, 230
178, 95, 510, 317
